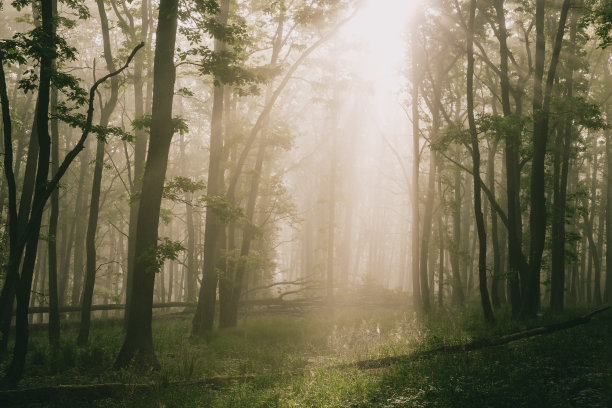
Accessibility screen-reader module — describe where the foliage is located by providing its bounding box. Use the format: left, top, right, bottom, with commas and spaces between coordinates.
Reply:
5, 306, 611, 407
131, 115, 190, 136
163, 176, 207, 202
136, 238, 186, 275
583, 0, 612, 48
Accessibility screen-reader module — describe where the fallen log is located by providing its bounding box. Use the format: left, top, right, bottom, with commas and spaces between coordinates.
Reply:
0, 375, 255, 406
345, 306, 611, 370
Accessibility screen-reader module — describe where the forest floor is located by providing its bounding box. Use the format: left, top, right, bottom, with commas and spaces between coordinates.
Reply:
1, 302, 611, 407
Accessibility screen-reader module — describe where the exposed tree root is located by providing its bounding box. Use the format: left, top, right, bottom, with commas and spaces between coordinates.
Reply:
0, 375, 255, 406
342, 307, 611, 370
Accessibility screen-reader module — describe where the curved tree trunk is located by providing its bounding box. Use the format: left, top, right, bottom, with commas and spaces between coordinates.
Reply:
77, 0, 119, 346
115, 0, 179, 368
467, 0, 494, 324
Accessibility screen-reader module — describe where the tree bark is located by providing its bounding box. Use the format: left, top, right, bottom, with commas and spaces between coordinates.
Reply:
605, 104, 612, 303
410, 15, 422, 309
526, 0, 571, 317
467, 0, 494, 324
115, 0, 178, 368
4, 0, 54, 385
493, 0, 524, 316
550, 6, 578, 313
124, 0, 150, 331
47, 85, 60, 347
450, 167, 464, 305
193, 0, 230, 335
78, 0, 119, 346
70, 145, 89, 308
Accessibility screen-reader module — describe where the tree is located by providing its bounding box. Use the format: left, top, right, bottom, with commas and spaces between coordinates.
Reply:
466, 0, 494, 324
78, 0, 121, 346
192, 0, 231, 336
115, 0, 179, 368
0, 0, 142, 382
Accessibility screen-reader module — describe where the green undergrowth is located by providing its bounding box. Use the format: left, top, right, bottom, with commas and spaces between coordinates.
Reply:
1, 304, 611, 407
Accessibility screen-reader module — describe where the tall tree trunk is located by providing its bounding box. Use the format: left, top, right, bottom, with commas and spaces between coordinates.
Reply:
450, 168, 464, 305
438, 176, 445, 307
550, 6, 578, 313
125, 0, 150, 331
467, 0, 494, 324
410, 16, 422, 309
493, 0, 524, 316
193, 0, 230, 335
70, 144, 89, 307
0, 94, 39, 355
526, 0, 571, 317
487, 140, 502, 308
78, 0, 119, 346
115, 0, 178, 368
48, 86, 60, 347
4, 0, 54, 385
595, 193, 604, 305
605, 105, 612, 303
327, 122, 337, 306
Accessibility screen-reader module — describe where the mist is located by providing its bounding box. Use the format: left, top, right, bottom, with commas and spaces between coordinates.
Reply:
0, 0, 611, 405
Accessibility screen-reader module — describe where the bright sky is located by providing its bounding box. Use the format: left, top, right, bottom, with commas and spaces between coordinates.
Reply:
340, 0, 419, 92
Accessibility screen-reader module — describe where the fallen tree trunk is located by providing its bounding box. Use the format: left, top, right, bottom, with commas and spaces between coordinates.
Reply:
25, 297, 408, 314
0, 375, 255, 406
346, 307, 611, 370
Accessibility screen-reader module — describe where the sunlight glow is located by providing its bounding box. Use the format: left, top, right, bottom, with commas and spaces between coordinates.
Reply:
340, 0, 421, 92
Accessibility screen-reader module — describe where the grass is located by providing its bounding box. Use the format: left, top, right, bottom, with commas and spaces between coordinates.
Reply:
1, 303, 611, 407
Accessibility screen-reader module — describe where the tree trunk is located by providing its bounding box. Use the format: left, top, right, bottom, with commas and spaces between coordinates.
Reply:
450, 168, 464, 305
193, 0, 230, 335
605, 105, 612, 303
115, 0, 178, 368
526, 0, 571, 317
550, 7, 578, 313
487, 140, 502, 308
467, 0, 494, 324
124, 0, 150, 331
438, 176, 445, 307
70, 145, 89, 308
78, 0, 119, 346
3, 0, 54, 385
410, 16, 422, 309
47, 85, 60, 347
493, 0, 525, 316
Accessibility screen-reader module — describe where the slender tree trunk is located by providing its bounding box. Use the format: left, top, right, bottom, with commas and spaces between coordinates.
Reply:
550, 8, 577, 312
78, 0, 119, 346
487, 141, 502, 308
70, 144, 88, 308
410, 16, 422, 309
48, 85, 60, 347
605, 105, 612, 303
526, 0, 571, 317
327, 122, 337, 305
451, 168, 464, 305
193, 0, 230, 335
467, 0, 494, 323
494, 0, 525, 316
125, 0, 150, 331
595, 194, 604, 305
4, 0, 54, 385
438, 177, 445, 307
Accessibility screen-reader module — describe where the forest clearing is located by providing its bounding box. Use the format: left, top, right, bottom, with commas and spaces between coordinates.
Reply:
1, 0, 612, 405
